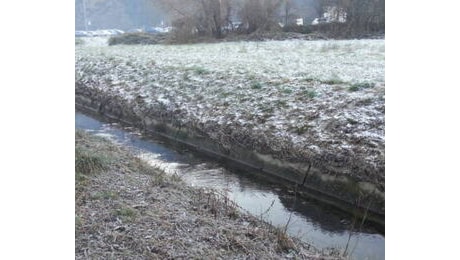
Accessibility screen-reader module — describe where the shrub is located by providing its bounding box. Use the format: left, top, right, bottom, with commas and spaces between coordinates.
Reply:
108, 33, 161, 46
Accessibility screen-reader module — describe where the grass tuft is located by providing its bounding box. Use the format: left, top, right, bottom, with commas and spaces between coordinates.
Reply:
91, 190, 119, 200
282, 88, 293, 94
275, 227, 296, 252
75, 146, 110, 175
114, 206, 137, 222
349, 82, 375, 92
251, 81, 263, 90
191, 66, 209, 75
303, 89, 317, 99
302, 77, 316, 82
323, 78, 345, 85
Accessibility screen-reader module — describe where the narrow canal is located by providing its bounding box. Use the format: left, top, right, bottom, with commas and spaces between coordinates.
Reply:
76, 111, 384, 260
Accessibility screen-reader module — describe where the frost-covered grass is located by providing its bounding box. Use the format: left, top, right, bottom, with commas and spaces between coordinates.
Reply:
76, 39, 385, 183
77, 36, 110, 47
77, 39, 384, 84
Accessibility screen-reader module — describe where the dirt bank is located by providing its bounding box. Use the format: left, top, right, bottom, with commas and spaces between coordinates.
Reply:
75, 130, 342, 259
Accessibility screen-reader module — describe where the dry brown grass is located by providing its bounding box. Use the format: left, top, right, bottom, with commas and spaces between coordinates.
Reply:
75, 130, 343, 259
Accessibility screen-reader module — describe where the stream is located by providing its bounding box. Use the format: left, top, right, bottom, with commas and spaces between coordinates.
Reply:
76, 111, 384, 260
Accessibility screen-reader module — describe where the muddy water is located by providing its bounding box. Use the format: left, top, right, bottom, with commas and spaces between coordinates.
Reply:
76, 111, 384, 260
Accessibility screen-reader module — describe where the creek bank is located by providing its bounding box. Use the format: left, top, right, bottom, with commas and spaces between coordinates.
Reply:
75, 130, 342, 259
76, 86, 384, 227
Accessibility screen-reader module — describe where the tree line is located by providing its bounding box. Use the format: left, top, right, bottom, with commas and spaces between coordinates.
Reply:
153, 0, 384, 40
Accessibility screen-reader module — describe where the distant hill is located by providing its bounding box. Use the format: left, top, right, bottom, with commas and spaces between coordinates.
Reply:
75, 0, 165, 31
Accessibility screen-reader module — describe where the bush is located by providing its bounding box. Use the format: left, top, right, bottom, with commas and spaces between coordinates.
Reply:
108, 33, 164, 46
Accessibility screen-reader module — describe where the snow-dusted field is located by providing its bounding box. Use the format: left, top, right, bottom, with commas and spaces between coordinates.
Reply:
78, 38, 384, 84
76, 39, 385, 185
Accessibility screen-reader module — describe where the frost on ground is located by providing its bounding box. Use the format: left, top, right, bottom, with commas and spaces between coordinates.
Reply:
75, 39, 385, 187
78, 36, 111, 47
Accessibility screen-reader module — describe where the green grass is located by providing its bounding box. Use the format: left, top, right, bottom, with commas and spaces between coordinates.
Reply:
349, 82, 375, 92
303, 89, 317, 99
194, 67, 209, 75
75, 38, 84, 45
75, 172, 88, 183
114, 206, 137, 222
75, 215, 83, 227
322, 78, 345, 85
189, 66, 209, 75
75, 130, 183, 191
276, 100, 288, 108
302, 77, 316, 82
91, 190, 119, 200
75, 146, 110, 176
219, 92, 231, 99
281, 88, 293, 94
260, 105, 274, 114
251, 81, 263, 89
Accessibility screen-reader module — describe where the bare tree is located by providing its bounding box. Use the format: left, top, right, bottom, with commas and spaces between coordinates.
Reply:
282, 0, 296, 26
344, 0, 385, 33
309, 0, 384, 36
238, 0, 283, 33
154, 0, 233, 39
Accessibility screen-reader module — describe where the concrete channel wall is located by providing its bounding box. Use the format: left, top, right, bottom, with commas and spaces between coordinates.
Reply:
76, 84, 384, 227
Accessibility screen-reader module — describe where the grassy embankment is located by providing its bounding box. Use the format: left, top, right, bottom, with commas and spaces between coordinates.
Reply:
76, 39, 385, 195
75, 130, 342, 259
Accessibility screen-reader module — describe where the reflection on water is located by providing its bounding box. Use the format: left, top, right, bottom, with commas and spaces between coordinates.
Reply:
76, 111, 384, 260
